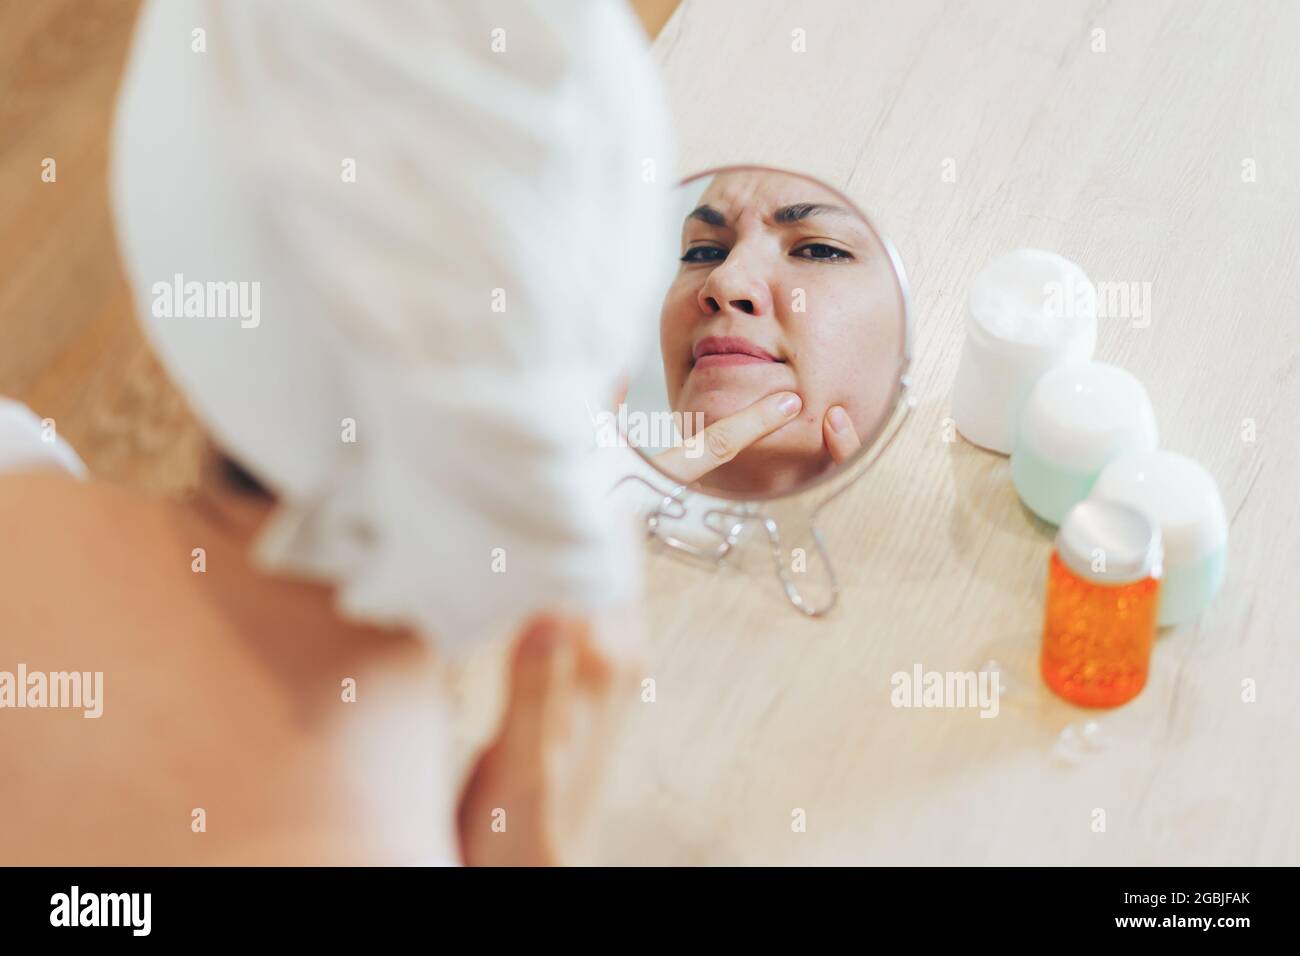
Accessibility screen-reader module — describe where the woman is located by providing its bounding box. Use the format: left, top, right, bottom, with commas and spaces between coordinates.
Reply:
654, 169, 906, 497
0, 0, 673, 865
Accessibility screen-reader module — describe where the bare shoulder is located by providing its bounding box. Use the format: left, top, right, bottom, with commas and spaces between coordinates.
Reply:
0, 470, 113, 541
0, 472, 447, 864
0, 472, 191, 657
0, 473, 248, 862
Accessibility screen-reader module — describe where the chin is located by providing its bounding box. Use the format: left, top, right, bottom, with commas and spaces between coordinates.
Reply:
678, 385, 764, 427
748, 420, 821, 457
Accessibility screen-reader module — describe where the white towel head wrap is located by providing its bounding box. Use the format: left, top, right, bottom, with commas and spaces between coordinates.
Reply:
111, 0, 675, 652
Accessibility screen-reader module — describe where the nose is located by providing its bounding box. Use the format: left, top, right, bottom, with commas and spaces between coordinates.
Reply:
696, 246, 774, 318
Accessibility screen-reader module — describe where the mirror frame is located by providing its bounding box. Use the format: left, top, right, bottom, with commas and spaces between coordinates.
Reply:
617, 164, 916, 615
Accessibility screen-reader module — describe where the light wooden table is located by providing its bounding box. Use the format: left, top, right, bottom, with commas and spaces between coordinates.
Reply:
598, 0, 1300, 864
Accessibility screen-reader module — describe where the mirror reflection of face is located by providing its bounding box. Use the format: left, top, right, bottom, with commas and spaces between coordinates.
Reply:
658, 169, 903, 497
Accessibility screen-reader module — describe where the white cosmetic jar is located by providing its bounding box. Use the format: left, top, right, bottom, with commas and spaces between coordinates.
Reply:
953, 249, 1098, 454
1089, 450, 1228, 627
1011, 360, 1159, 525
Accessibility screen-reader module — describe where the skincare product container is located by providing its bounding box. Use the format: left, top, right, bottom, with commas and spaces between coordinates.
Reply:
1012, 361, 1158, 525
1041, 499, 1163, 708
952, 249, 1097, 454
1090, 450, 1228, 627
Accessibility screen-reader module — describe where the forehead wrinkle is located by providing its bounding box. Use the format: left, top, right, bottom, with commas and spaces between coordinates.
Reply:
689, 184, 874, 246
772, 202, 857, 225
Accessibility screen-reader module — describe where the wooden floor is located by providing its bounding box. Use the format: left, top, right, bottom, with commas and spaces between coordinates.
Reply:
0, 0, 678, 495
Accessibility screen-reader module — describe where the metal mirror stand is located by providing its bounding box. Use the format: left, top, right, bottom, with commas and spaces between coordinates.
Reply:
615, 377, 915, 617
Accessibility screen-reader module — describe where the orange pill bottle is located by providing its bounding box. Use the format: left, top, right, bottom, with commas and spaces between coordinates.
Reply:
1041, 499, 1163, 708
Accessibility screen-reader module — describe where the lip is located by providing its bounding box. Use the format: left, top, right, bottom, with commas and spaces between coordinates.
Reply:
692, 335, 782, 370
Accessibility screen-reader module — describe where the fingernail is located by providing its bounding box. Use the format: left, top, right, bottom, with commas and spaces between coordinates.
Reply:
829, 406, 849, 432
777, 393, 802, 417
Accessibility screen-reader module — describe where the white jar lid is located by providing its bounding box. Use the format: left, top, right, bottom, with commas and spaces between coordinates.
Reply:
954, 249, 1098, 455
1018, 361, 1158, 473
1057, 499, 1163, 585
968, 249, 1098, 353
1090, 450, 1228, 564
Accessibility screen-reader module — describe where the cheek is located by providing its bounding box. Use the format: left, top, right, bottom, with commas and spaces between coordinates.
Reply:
779, 277, 901, 435
845, 288, 907, 430
749, 412, 826, 457
779, 294, 860, 414
659, 281, 698, 392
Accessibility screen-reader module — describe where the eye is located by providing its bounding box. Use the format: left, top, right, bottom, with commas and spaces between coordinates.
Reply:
680, 245, 728, 264
791, 242, 853, 261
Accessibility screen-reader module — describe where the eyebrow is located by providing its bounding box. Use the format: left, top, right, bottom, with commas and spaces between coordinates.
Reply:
773, 202, 855, 224
687, 204, 727, 227
685, 202, 856, 228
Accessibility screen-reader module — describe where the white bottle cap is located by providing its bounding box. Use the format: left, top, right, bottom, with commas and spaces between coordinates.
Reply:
952, 249, 1097, 454
1057, 499, 1163, 585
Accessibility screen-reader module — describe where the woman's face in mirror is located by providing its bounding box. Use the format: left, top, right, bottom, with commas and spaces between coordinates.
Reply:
657, 169, 904, 497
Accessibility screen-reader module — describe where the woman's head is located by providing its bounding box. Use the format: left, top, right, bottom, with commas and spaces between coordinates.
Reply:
658, 169, 904, 496
112, 0, 677, 650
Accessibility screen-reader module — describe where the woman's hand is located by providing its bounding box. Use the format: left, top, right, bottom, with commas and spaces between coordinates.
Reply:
456, 611, 639, 866
652, 391, 802, 484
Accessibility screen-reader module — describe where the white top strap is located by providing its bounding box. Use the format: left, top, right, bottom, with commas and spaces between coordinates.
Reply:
0, 399, 88, 478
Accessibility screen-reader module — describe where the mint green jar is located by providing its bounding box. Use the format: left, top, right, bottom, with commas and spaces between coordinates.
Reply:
1090, 450, 1228, 626
1011, 361, 1158, 525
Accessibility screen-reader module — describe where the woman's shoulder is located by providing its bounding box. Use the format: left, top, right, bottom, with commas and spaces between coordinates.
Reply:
0, 469, 457, 865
